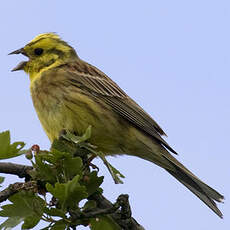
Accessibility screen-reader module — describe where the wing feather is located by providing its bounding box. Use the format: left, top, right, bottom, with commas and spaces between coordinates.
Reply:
61, 61, 177, 154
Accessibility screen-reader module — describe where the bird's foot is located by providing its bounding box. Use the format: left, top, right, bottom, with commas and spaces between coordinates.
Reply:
84, 154, 99, 171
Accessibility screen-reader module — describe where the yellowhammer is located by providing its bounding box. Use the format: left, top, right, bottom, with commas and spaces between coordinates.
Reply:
9, 33, 223, 217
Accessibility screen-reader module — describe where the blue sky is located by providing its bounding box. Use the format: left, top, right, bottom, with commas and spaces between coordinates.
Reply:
0, 1, 229, 229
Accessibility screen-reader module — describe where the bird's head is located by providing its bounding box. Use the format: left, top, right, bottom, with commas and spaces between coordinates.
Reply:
9, 33, 78, 79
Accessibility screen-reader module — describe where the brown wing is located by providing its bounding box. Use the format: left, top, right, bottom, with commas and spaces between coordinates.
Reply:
61, 60, 177, 154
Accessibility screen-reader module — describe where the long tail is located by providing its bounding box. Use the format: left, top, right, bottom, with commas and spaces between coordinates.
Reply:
162, 152, 224, 218
165, 164, 224, 218
142, 147, 224, 218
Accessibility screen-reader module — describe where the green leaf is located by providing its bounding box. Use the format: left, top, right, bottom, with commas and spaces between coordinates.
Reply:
0, 191, 45, 222
82, 200, 97, 212
0, 131, 25, 160
48, 149, 69, 162
107, 164, 125, 181
62, 126, 92, 144
63, 157, 83, 180
46, 175, 88, 210
50, 220, 66, 230
95, 151, 124, 184
82, 171, 104, 196
0, 177, 4, 184
44, 207, 66, 218
51, 138, 77, 157
36, 151, 57, 164
31, 155, 57, 183
82, 143, 125, 184
0, 217, 23, 230
22, 215, 40, 229
90, 216, 121, 230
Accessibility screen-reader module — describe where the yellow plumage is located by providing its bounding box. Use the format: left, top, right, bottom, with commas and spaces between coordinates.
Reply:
10, 33, 224, 217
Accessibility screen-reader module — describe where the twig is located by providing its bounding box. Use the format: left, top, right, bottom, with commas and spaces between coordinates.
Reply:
82, 194, 131, 219
88, 193, 145, 230
0, 162, 35, 203
0, 162, 144, 229
0, 162, 32, 178
0, 181, 37, 203
0, 183, 18, 202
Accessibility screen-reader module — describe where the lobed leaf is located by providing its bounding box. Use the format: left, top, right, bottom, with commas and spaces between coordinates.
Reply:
93, 151, 124, 184
0, 217, 23, 230
0, 191, 45, 229
46, 175, 88, 210
82, 171, 104, 196
63, 156, 83, 180
62, 126, 92, 144
0, 131, 25, 160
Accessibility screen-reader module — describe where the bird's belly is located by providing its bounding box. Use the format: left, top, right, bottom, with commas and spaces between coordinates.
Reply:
32, 89, 131, 154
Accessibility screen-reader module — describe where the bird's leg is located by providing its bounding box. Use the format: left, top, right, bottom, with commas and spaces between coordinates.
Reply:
84, 153, 99, 171
88, 157, 99, 171
87, 153, 97, 163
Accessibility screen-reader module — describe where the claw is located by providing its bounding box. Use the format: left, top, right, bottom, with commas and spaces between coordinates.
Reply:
88, 162, 99, 171
83, 154, 99, 171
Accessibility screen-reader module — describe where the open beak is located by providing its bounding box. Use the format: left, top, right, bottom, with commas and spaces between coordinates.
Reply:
9, 48, 28, 72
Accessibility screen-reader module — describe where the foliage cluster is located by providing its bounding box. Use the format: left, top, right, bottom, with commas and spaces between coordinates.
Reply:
0, 129, 123, 230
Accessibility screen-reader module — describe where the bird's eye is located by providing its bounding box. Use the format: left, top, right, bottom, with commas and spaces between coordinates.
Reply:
34, 48, 44, 56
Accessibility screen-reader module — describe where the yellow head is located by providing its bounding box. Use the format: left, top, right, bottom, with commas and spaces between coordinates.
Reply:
9, 33, 78, 80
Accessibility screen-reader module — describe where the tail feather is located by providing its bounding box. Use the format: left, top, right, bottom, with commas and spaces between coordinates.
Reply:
156, 149, 224, 216
166, 166, 224, 218
191, 177, 224, 203
136, 138, 224, 217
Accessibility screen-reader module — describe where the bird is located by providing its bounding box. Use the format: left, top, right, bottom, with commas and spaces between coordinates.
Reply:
9, 33, 224, 218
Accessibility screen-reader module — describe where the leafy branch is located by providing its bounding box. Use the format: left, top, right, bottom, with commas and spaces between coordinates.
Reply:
0, 129, 145, 230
